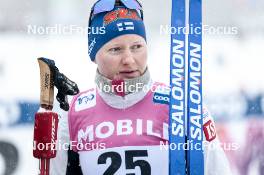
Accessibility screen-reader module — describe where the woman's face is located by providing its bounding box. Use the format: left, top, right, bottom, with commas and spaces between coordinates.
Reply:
95, 34, 147, 80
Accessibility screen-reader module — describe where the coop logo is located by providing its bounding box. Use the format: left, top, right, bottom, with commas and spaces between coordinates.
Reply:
153, 93, 170, 105
188, 42, 202, 141
75, 89, 96, 111
170, 39, 185, 138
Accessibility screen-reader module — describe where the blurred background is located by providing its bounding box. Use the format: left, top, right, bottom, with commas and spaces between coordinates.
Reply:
0, 0, 264, 174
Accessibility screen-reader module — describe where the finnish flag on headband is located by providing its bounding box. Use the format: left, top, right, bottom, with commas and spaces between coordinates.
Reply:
117, 22, 134, 31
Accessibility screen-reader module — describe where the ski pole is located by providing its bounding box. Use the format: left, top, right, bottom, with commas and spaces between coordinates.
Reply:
33, 58, 59, 175
33, 57, 79, 175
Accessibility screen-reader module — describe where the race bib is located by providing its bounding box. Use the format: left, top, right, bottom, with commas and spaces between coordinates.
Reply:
79, 145, 168, 175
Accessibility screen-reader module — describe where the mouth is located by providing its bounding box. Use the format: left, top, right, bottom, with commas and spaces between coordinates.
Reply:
119, 70, 139, 78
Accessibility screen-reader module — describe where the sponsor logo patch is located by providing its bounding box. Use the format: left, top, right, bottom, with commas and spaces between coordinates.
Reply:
153, 93, 170, 105
203, 120, 216, 142
75, 89, 96, 111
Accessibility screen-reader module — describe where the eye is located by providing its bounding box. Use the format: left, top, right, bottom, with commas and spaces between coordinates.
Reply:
131, 44, 143, 50
108, 47, 121, 53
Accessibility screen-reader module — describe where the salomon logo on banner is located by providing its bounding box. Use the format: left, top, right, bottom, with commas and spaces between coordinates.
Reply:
153, 93, 170, 105
117, 22, 134, 31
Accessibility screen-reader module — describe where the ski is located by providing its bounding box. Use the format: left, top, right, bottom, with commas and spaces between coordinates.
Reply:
186, 0, 204, 174
169, 0, 204, 174
169, 0, 187, 174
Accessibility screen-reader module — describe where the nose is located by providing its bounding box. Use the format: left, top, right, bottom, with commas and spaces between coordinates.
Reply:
121, 48, 135, 65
